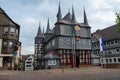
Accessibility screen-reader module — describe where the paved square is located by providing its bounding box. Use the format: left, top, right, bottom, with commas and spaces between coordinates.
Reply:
0, 66, 120, 80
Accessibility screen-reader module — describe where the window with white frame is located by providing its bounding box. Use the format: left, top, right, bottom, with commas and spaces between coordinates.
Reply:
106, 59, 108, 63
10, 27, 15, 35
115, 40, 118, 44
113, 58, 117, 63
118, 58, 120, 62
116, 49, 119, 53
48, 60, 56, 65
101, 58, 103, 63
4, 27, 9, 34
110, 41, 114, 45
109, 58, 112, 63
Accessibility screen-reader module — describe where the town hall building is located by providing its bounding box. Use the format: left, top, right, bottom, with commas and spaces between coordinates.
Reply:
35, 4, 91, 69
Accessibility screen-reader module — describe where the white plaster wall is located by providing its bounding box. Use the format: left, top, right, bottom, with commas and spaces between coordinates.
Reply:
0, 39, 3, 67
0, 58, 3, 67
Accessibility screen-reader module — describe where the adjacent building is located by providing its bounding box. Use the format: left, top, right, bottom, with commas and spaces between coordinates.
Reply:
91, 25, 120, 68
25, 55, 34, 71
34, 23, 45, 69
0, 7, 21, 70
35, 4, 91, 69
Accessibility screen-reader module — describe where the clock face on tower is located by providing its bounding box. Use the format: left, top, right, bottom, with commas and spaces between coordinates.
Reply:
74, 25, 80, 31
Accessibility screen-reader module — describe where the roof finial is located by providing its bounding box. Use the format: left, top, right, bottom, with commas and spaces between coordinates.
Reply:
42, 26, 45, 37
36, 21, 42, 37
46, 17, 51, 33
43, 26, 44, 34
47, 17, 50, 30
84, 7, 89, 25
57, 1, 62, 21
71, 5, 76, 23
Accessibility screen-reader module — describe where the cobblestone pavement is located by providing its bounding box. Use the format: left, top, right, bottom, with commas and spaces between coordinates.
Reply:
0, 66, 120, 80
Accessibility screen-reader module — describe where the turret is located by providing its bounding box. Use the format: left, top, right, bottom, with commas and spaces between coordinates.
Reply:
56, 2, 62, 21
71, 5, 76, 23
36, 22, 43, 37
84, 7, 89, 25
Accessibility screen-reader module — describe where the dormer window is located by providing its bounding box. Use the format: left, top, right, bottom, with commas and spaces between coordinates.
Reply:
4, 27, 9, 34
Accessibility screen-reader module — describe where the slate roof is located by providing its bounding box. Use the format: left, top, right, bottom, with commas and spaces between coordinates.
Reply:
63, 12, 72, 21
93, 25, 120, 41
36, 26, 44, 37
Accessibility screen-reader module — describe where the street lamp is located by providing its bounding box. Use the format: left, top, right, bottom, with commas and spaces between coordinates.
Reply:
72, 25, 80, 68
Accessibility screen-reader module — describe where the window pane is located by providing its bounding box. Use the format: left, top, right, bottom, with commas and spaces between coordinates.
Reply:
3, 41, 7, 47
118, 58, 120, 62
3, 42, 7, 45
10, 27, 15, 35
52, 40, 55, 46
4, 27, 9, 34
16, 29, 18, 35
109, 58, 112, 62
9, 42, 13, 48
114, 58, 116, 62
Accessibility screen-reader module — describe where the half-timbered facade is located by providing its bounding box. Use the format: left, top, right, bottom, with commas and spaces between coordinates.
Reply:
0, 7, 21, 70
35, 4, 91, 69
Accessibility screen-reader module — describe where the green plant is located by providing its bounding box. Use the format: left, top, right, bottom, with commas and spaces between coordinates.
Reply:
115, 12, 120, 33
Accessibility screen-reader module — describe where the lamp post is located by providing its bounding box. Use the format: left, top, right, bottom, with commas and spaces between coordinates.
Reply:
37, 44, 40, 70
72, 25, 80, 68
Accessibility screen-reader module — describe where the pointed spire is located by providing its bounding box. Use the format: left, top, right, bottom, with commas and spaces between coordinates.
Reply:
71, 5, 76, 23
36, 22, 42, 37
42, 26, 45, 37
57, 1, 62, 21
43, 26, 44, 34
47, 17, 50, 30
84, 7, 89, 25
46, 17, 51, 33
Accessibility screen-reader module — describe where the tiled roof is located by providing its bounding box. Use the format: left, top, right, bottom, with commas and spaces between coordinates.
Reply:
93, 25, 120, 41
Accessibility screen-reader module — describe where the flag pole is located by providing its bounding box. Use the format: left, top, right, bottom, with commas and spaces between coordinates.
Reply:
99, 37, 105, 68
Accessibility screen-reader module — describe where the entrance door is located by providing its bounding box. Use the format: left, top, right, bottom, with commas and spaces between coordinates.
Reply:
76, 55, 79, 68
3, 57, 12, 70
3, 57, 9, 69
70, 55, 73, 68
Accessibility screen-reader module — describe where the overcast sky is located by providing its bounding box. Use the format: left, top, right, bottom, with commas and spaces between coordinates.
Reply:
0, 0, 120, 55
